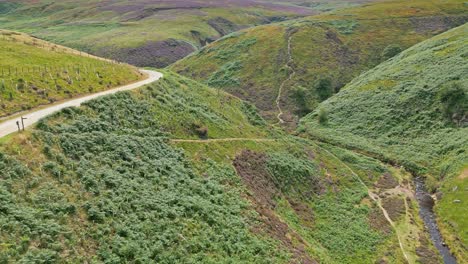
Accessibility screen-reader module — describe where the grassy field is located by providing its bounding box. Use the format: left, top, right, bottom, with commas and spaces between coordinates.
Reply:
0, 0, 374, 67
299, 24, 468, 260
171, 0, 467, 124
0, 30, 142, 117
0, 71, 437, 263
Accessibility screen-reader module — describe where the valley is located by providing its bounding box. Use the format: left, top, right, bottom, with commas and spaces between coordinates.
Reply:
0, 0, 467, 263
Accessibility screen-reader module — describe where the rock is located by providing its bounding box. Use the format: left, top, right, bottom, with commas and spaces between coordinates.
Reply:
420, 194, 435, 208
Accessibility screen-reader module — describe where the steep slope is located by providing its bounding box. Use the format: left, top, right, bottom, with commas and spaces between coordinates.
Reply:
0, 72, 438, 263
0, 30, 142, 117
0, 0, 375, 67
171, 0, 467, 124
299, 24, 468, 260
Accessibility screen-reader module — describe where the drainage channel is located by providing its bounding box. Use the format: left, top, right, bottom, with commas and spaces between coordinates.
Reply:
414, 177, 457, 264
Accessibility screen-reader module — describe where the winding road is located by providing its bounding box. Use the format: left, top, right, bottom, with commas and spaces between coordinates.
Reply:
0, 69, 162, 138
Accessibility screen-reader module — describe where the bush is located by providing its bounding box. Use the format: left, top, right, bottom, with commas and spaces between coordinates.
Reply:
292, 86, 313, 116
318, 108, 328, 125
17, 78, 25, 90
381, 44, 402, 60
241, 102, 266, 126
438, 82, 467, 126
206, 61, 242, 88
316, 78, 333, 101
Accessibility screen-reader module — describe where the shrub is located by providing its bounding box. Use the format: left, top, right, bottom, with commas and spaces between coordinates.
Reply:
292, 86, 313, 116
17, 78, 25, 90
241, 102, 266, 126
438, 82, 467, 126
381, 44, 402, 60
316, 78, 333, 101
318, 108, 328, 125
206, 61, 242, 88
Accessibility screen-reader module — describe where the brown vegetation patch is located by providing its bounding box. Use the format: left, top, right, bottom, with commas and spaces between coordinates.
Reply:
207, 17, 242, 36
458, 168, 468, 179
368, 207, 392, 235
233, 150, 279, 208
382, 196, 405, 222
288, 198, 314, 228
375, 172, 399, 189
102, 39, 195, 67
410, 15, 468, 34
416, 235, 439, 264
233, 150, 317, 264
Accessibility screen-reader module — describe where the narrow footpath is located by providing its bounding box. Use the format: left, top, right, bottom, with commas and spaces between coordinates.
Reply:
276, 32, 296, 124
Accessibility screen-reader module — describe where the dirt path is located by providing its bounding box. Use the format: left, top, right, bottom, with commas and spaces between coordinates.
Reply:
0, 69, 163, 138
316, 144, 410, 263
171, 138, 276, 143
276, 32, 296, 124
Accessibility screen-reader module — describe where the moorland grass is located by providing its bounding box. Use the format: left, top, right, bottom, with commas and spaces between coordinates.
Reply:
299, 24, 468, 260
171, 0, 468, 121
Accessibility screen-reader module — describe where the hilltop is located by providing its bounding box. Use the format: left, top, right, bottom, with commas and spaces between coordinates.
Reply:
299, 23, 468, 260
0, 71, 438, 263
0, 30, 142, 117
0, 0, 376, 68
171, 0, 467, 124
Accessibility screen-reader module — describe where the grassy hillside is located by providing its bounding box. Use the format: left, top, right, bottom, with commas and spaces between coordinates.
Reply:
171, 0, 467, 125
0, 0, 375, 67
299, 24, 468, 260
0, 30, 142, 117
0, 71, 438, 263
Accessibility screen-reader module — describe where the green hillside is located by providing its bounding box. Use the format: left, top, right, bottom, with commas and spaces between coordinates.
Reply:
0, 0, 374, 67
0, 72, 438, 263
171, 0, 467, 125
0, 30, 142, 117
299, 23, 468, 260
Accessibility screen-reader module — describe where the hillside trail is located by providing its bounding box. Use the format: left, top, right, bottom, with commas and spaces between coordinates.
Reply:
315, 144, 411, 263
276, 32, 296, 124
171, 138, 276, 143
0, 70, 162, 138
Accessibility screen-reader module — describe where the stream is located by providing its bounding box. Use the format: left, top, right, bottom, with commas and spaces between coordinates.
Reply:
414, 177, 457, 264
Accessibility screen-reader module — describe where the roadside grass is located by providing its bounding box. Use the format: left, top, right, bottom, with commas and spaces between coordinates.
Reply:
0, 30, 141, 117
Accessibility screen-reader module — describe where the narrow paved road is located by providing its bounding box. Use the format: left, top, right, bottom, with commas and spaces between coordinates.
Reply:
0, 69, 162, 138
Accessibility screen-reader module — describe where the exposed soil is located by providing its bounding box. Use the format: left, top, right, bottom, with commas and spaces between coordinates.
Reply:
288, 198, 314, 227
233, 150, 279, 208
368, 207, 392, 235
102, 39, 195, 67
381, 196, 406, 222
375, 172, 399, 189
